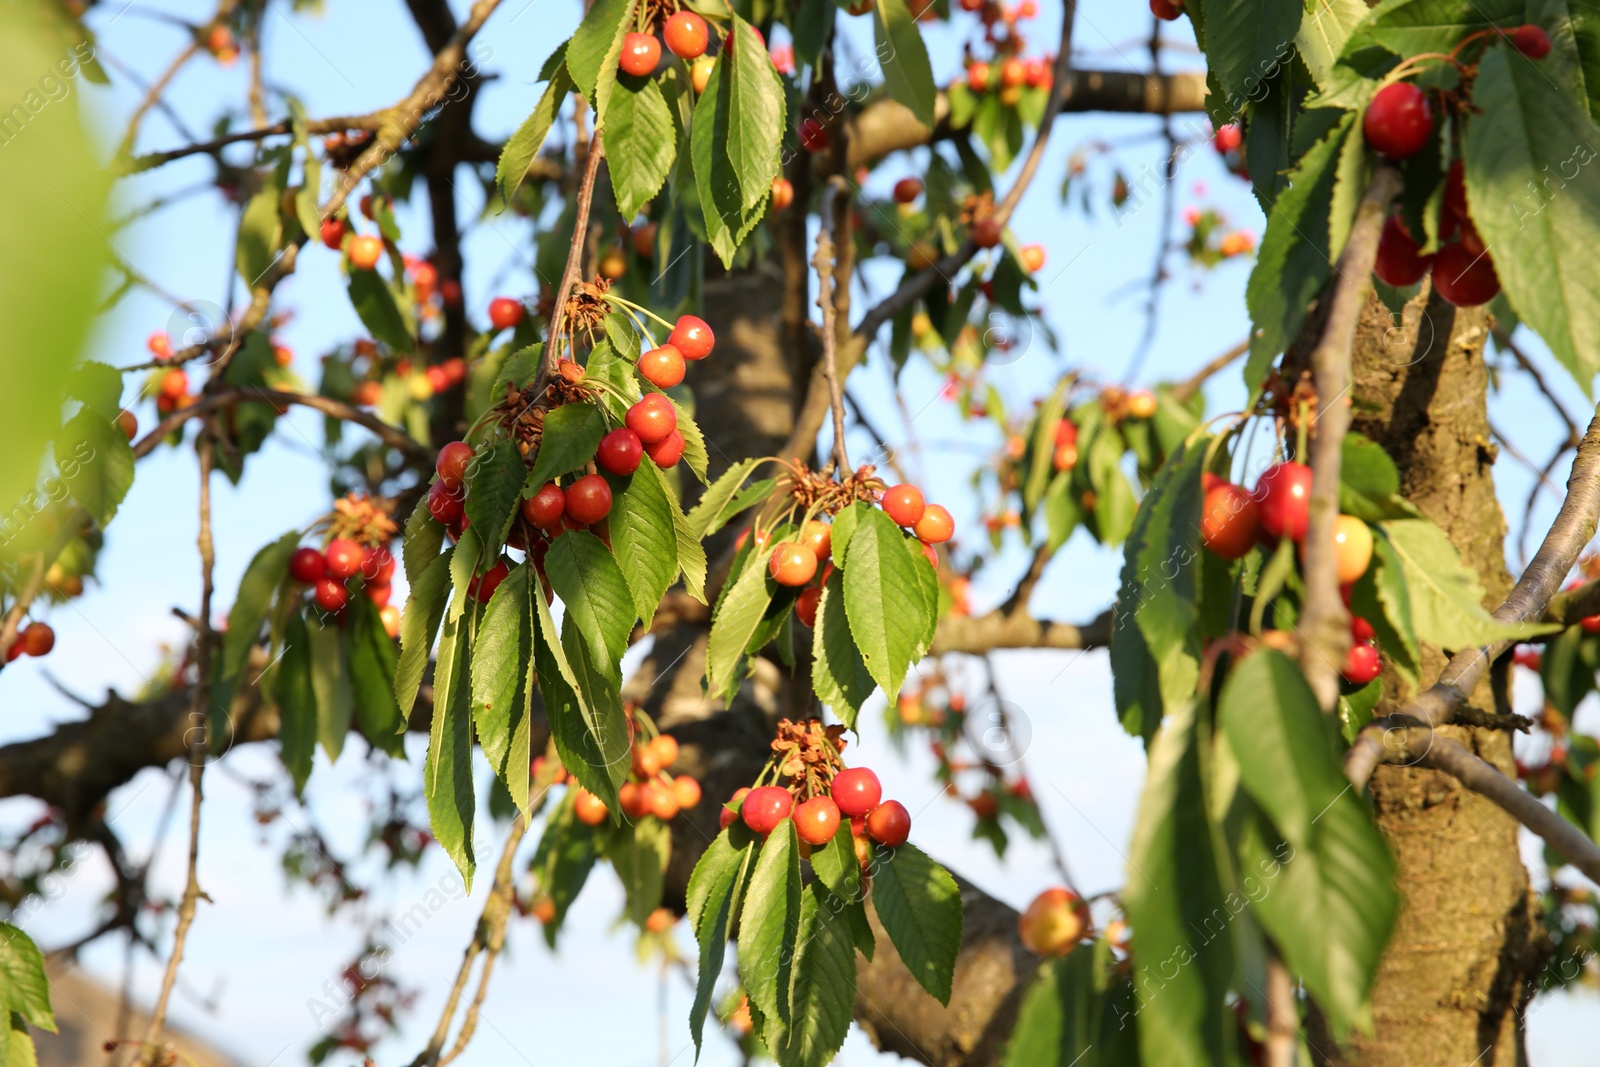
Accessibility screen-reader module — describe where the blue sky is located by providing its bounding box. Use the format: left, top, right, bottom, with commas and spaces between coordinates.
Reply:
3, 0, 1594, 1064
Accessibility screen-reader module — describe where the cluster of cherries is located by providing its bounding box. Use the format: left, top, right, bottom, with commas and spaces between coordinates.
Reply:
957, 0, 1051, 107
1365, 25, 1552, 307
566, 730, 704, 826
722, 763, 912, 857
287, 538, 402, 637
3, 623, 55, 664
424, 315, 714, 569
618, 9, 713, 78
1198, 463, 1382, 684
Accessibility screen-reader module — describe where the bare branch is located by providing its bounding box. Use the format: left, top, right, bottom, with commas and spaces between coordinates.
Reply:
539, 130, 607, 379
1346, 400, 1600, 789
1298, 165, 1403, 710
1170, 338, 1250, 403
930, 607, 1112, 656
814, 178, 853, 473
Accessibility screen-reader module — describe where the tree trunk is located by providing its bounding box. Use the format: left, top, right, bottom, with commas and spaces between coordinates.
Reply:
1317, 290, 1543, 1064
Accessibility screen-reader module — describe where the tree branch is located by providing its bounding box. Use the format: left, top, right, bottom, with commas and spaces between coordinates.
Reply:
539, 129, 606, 379
1169, 338, 1249, 403
1297, 165, 1403, 710
1346, 400, 1600, 789
930, 607, 1112, 656
814, 178, 853, 473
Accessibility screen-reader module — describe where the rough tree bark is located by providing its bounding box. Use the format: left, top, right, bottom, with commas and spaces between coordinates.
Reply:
1311, 290, 1543, 1065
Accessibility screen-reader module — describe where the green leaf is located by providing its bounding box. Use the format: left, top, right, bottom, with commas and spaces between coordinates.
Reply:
739, 821, 803, 1025
811, 568, 877, 728
829, 502, 867, 570
1245, 113, 1354, 387
611, 817, 671, 926
1464, 45, 1600, 394
706, 542, 778, 698
1219, 649, 1398, 1035
275, 611, 317, 794
1295, 0, 1370, 88
68, 361, 123, 420
493, 343, 545, 397
236, 182, 284, 287
1350, 0, 1522, 56
0, 925, 53, 1032
465, 438, 526, 559
307, 614, 353, 762
1197, 0, 1302, 112
497, 49, 571, 207
218, 532, 299, 691
687, 827, 755, 1052
607, 76, 678, 221
395, 547, 454, 717
525, 402, 607, 492
567, 0, 634, 104
472, 564, 533, 813
59, 411, 134, 526
809, 819, 862, 903
842, 508, 929, 702
531, 792, 597, 943
770, 883, 858, 1067
1044, 471, 1083, 552
426, 623, 476, 888
402, 494, 445, 586
1380, 518, 1558, 647
1532, 0, 1600, 122
1123, 699, 1234, 1067
606, 465, 685, 621
871, 0, 937, 130
1024, 390, 1067, 514
690, 469, 771, 538
999, 950, 1097, 1067
544, 530, 636, 670
347, 269, 413, 352
531, 580, 630, 808
691, 18, 784, 265
659, 464, 708, 602
1348, 533, 1421, 695
1338, 432, 1419, 521
346, 596, 406, 756
868, 841, 962, 1005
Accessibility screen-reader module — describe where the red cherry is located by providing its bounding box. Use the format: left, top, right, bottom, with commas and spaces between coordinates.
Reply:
1582, 615, 1600, 635
1341, 641, 1382, 685
488, 297, 524, 331
522, 482, 565, 531
881, 484, 926, 526
798, 520, 832, 563
1150, 0, 1182, 19
1510, 24, 1551, 59
720, 787, 751, 830
637, 344, 686, 388
436, 441, 475, 489
913, 504, 954, 544
1200, 483, 1260, 560
468, 559, 510, 602
770, 177, 795, 211
919, 540, 938, 568
664, 11, 709, 58
626, 393, 678, 444
19, 623, 55, 657
565, 474, 613, 524
668, 315, 715, 360
427, 481, 464, 525
865, 800, 911, 847
893, 177, 923, 203
741, 786, 794, 834
361, 545, 395, 583
999, 57, 1026, 88
830, 767, 882, 817
1363, 82, 1434, 160
619, 32, 661, 77
797, 117, 829, 153
574, 788, 609, 826
769, 542, 819, 586
967, 60, 992, 92
795, 585, 821, 627
644, 431, 685, 468
1212, 123, 1242, 153
597, 428, 644, 475
1254, 462, 1313, 543
971, 218, 1003, 248
1432, 242, 1500, 307
794, 796, 842, 845
1351, 616, 1376, 642
1374, 215, 1432, 287
289, 547, 326, 583
324, 538, 364, 580
367, 582, 393, 608
319, 217, 347, 250
314, 578, 349, 612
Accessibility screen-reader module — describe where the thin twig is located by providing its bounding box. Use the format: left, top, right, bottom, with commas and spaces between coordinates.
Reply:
122, 113, 387, 173
115, 38, 207, 159
1169, 338, 1250, 403
1297, 165, 1404, 710
411, 814, 529, 1067
814, 178, 853, 473
539, 129, 606, 381
136, 432, 218, 1066
1346, 401, 1600, 789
